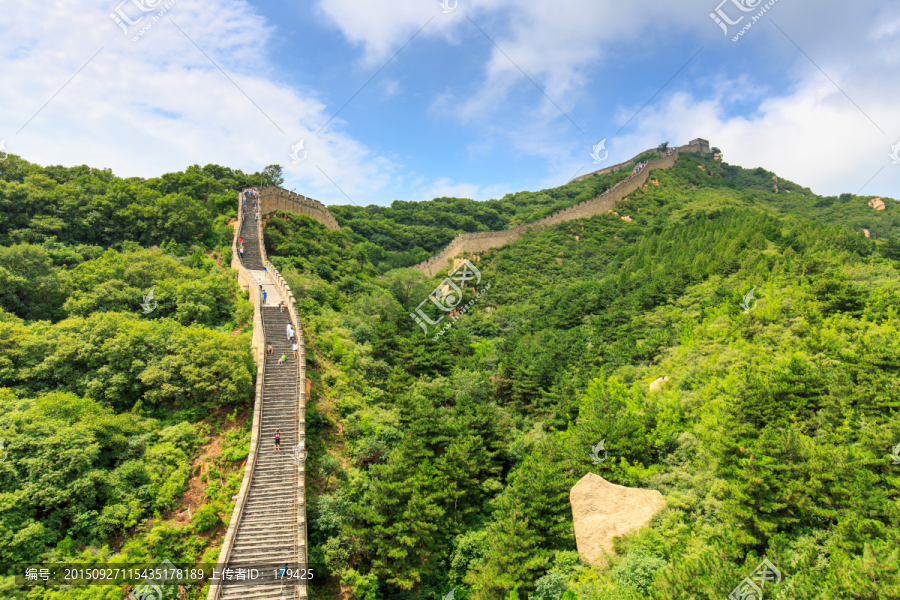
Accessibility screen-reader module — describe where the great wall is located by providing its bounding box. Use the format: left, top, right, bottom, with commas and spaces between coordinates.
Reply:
413, 138, 709, 276
208, 138, 708, 597
259, 185, 340, 230
209, 191, 309, 600
258, 138, 710, 278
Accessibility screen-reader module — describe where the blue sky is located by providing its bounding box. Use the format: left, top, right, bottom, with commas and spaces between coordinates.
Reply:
1, 0, 898, 206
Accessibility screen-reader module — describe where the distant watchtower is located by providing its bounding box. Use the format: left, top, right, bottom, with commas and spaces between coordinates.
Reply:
689, 138, 711, 153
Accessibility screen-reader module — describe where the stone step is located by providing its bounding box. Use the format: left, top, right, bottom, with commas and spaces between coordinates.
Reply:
244, 494, 298, 501
234, 531, 298, 541
242, 499, 297, 508
227, 549, 298, 563
245, 487, 297, 494
228, 543, 297, 554
232, 538, 303, 550
247, 481, 300, 488
242, 507, 297, 518
245, 495, 297, 505
236, 518, 297, 528
230, 541, 297, 552
246, 484, 297, 492
239, 512, 301, 521
236, 508, 297, 521
245, 483, 300, 491
248, 480, 301, 489
241, 499, 298, 508
230, 544, 298, 556
222, 585, 304, 600
252, 455, 301, 463
233, 528, 298, 538
235, 512, 296, 522
249, 470, 301, 477
234, 533, 296, 543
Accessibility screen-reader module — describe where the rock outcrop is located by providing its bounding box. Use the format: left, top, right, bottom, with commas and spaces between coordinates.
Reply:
869, 197, 886, 211
649, 376, 669, 392
570, 473, 665, 566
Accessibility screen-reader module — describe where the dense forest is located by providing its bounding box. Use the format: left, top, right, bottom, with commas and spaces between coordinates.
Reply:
1, 147, 899, 599
0, 156, 279, 599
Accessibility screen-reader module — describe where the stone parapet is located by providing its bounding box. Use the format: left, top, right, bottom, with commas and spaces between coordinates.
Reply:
260, 185, 341, 230
414, 141, 707, 277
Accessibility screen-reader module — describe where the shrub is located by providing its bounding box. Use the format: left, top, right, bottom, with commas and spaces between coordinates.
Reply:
192, 503, 222, 532
532, 571, 569, 600
612, 548, 667, 594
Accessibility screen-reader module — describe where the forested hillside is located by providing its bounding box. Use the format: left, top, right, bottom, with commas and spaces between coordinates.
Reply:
0, 155, 283, 599
2, 147, 899, 600
264, 152, 900, 600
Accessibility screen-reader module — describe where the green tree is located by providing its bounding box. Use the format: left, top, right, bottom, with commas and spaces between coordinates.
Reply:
261, 164, 284, 187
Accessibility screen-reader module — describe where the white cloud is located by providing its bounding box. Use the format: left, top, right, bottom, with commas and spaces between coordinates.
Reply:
0, 0, 403, 205
419, 177, 510, 202
314, 0, 460, 65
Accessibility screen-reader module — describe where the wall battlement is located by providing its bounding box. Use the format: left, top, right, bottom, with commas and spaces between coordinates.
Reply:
260, 185, 341, 230
413, 140, 708, 277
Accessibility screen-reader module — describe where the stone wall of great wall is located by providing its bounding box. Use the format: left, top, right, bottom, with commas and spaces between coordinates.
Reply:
413, 138, 709, 277
254, 138, 710, 278
260, 185, 341, 230
570, 147, 657, 183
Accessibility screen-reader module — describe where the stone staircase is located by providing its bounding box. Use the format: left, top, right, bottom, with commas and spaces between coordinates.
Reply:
219, 307, 301, 600
238, 199, 265, 270
210, 195, 307, 600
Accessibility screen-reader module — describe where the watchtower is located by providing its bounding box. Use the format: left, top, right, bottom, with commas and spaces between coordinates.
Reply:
689, 138, 710, 153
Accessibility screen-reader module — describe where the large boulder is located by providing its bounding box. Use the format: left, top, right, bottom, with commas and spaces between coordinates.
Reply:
569, 473, 665, 565
649, 376, 669, 392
